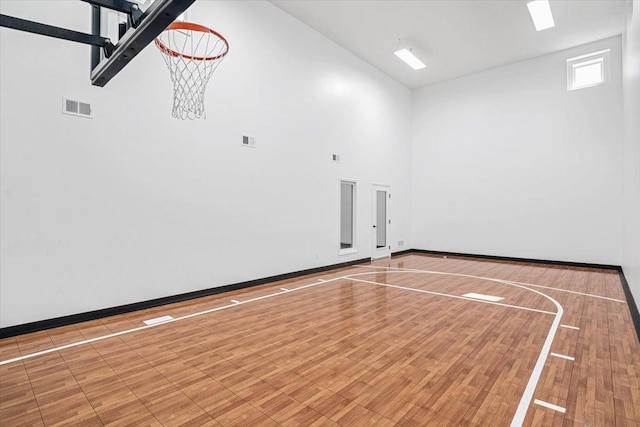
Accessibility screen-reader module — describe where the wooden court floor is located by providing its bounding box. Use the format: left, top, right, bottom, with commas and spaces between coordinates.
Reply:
1, 254, 639, 426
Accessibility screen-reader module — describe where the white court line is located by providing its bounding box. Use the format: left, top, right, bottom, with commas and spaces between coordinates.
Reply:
511, 310, 563, 425
462, 292, 504, 302
347, 278, 555, 316
560, 324, 580, 330
280, 288, 289, 291
357, 265, 625, 302
230, 300, 241, 304
504, 280, 625, 303
534, 399, 566, 413
143, 315, 173, 326
550, 352, 575, 361
0, 275, 349, 366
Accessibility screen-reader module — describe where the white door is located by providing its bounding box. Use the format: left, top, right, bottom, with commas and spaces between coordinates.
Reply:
371, 184, 391, 259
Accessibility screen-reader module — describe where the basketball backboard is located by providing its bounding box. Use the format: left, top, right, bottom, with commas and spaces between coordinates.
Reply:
91, 0, 195, 86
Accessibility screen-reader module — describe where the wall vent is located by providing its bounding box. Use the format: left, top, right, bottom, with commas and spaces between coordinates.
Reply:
332, 154, 341, 162
242, 136, 256, 147
62, 97, 92, 118
398, 240, 404, 247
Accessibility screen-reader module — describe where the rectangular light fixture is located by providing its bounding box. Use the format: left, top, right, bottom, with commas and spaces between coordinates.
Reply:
394, 48, 426, 70
527, 0, 555, 31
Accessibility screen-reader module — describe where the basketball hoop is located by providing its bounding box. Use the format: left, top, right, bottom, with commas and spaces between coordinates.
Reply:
155, 22, 229, 120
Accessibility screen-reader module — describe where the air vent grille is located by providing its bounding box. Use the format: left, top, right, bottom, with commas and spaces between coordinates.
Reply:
63, 97, 92, 118
242, 136, 256, 147
66, 99, 78, 114
79, 102, 91, 116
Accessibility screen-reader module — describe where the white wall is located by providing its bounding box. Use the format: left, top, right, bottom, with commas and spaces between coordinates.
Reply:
622, 1, 640, 306
412, 37, 624, 265
0, 0, 412, 327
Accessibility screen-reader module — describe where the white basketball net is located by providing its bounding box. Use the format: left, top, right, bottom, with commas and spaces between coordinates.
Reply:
155, 23, 229, 120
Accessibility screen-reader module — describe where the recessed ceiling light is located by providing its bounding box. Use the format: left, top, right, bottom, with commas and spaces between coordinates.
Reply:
394, 48, 426, 70
527, 0, 555, 31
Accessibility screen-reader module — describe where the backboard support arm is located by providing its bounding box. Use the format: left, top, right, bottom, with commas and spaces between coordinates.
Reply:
0, 14, 115, 57
91, 5, 102, 70
0, 0, 194, 87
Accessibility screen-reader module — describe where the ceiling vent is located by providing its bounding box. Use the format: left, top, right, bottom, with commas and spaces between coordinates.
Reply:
62, 97, 92, 118
332, 154, 341, 162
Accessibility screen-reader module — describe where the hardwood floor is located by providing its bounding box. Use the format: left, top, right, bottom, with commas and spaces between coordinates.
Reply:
1, 254, 639, 426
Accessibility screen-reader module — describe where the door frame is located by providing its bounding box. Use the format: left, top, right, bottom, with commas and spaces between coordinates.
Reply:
371, 183, 391, 260
339, 178, 358, 256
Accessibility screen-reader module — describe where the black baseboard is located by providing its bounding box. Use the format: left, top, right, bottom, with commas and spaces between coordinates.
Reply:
0, 256, 370, 339
410, 249, 621, 271
391, 249, 414, 257
618, 268, 640, 344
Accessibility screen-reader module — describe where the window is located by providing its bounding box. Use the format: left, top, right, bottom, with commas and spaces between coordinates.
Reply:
567, 49, 610, 91
340, 180, 356, 254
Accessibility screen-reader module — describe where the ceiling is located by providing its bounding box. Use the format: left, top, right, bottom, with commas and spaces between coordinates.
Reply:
270, 0, 628, 90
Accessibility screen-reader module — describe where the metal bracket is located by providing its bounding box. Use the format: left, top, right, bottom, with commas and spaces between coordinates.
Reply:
80, 0, 144, 27
103, 40, 116, 58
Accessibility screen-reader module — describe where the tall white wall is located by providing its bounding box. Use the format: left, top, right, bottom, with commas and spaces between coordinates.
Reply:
0, 0, 412, 328
622, 1, 640, 306
411, 38, 624, 265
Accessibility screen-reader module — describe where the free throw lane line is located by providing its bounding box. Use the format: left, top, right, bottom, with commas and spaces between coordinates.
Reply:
550, 352, 575, 361
143, 315, 173, 326
560, 324, 580, 330
534, 399, 566, 413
